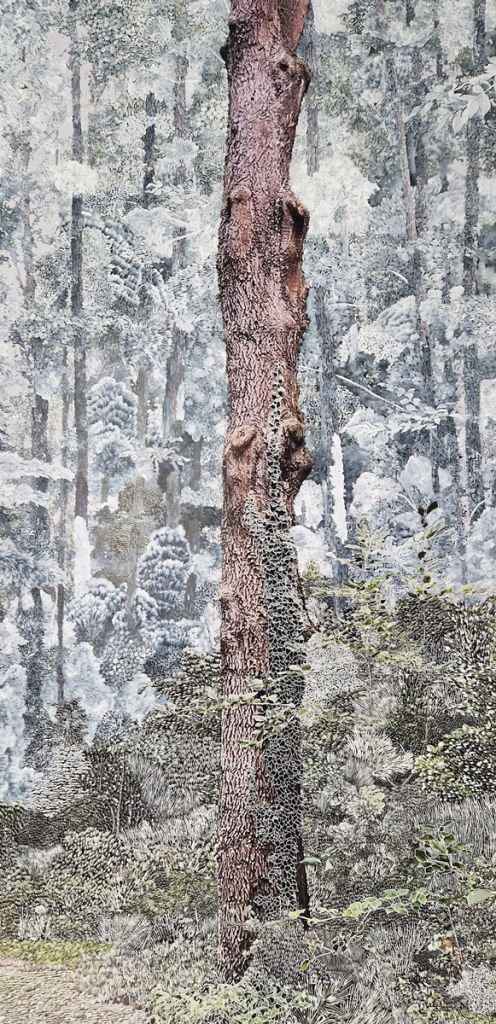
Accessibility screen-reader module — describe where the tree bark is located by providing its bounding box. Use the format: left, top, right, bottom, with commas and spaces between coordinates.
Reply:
69, 0, 88, 523
217, 0, 313, 979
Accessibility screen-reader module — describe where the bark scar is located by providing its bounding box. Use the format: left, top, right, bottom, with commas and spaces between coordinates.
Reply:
227, 185, 254, 257
278, 190, 309, 326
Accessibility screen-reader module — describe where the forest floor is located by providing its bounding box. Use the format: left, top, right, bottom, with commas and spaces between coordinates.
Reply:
0, 957, 148, 1024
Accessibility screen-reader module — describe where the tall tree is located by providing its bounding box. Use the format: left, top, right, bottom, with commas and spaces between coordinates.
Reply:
463, 0, 486, 523
19, 141, 50, 764
163, 49, 188, 529
56, 342, 70, 705
302, 5, 345, 593
69, 0, 88, 525
217, 0, 313, 980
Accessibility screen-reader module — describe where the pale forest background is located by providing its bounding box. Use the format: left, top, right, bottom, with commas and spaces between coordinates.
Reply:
1, 1, 496, 1022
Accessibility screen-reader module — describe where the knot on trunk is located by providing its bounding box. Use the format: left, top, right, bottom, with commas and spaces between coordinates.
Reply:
224, 422, 262, 512
280, 414, 313, 509
271, 49, 311, 99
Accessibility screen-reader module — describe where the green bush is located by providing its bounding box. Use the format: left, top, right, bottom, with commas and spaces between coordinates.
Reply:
148, 983, 287, 1024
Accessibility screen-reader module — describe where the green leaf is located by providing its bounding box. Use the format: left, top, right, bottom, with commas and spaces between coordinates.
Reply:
466, 888, 495, 906
300, 960, 310, 972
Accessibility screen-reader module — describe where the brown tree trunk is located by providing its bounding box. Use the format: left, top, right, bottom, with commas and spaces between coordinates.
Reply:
69, 0, 88, 523
217, 0, 313, 980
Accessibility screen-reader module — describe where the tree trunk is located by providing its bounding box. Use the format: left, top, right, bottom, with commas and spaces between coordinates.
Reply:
217, 0, 313, 980
19, 141, 50, 765
163, 54, 188, 528
136, 365, 148, 444
123, 102, 157, 633
302, 10, 345, 593
386, 41, 439, 490
56, 270, 70, 704
302, 1, 319, 176
314, 287, 345, 579
385, 55, 417, 246
462, 0, 486, 524
143, 91, 157, 208
69, 0, 88, 523
436, 274, 466, 571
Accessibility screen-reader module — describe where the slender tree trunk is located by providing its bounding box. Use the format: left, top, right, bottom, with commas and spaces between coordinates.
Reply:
69, 0, 88, 523
462, 0, 486, 523
436, 275, 466, 571
314, 288, 345, 579
136, 365, 148, 444
302, 1, 319, 176
385, 55, 417, 245
303, 7, 345, 592
217, 0, 313, 979
57, 343, 69, 705
20, 142, 49, 765
386, 40, 439, 490
124, 101, 157, 632
20, 143, 50, 497
143, 91, 157, 209
125, 481, 144, 632
163, 53, 188, 528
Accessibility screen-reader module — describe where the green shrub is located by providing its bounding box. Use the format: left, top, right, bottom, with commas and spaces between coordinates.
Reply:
131, 870, 216, 919
148, 983, 286, 1024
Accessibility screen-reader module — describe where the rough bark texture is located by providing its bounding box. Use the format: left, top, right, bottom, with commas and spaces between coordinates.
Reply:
217, 0, 312, 980
69, 0, 88, 523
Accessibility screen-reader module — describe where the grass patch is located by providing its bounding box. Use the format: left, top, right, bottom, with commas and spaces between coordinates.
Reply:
0, 939, 110, 968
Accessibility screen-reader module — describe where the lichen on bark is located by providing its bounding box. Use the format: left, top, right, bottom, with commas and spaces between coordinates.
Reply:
217, 0, 313, 980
